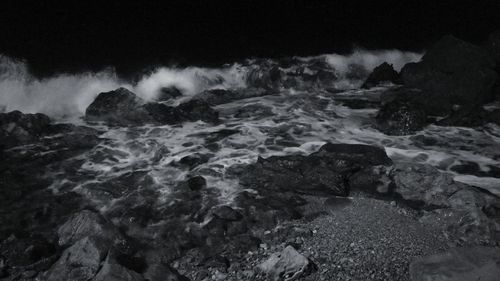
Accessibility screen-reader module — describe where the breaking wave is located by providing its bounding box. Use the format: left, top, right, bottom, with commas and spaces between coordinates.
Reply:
0, 49, 422, 119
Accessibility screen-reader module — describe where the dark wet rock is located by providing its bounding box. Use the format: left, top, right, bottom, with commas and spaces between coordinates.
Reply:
212, 206, 243, 221
86, 88, 219, 126
176, 99, 219, 124
258, 246, 317, 281
234, 103, 274, 119
247, 65, 284, 90
376, 95, 428, 135
192, 88, 271, 106
143, 263, 189, 281
191, 89, 237, 106
410, 246, 500, 281
0, 110, 51, 148
362, 62, 399, 88
239, 143, 391, 196
57, 210, 120, 246
93, 256, 144, 281
141, 102, 182, 124
436, 105, 490, 127
85, 87, 149, 125
44, 236, 108, 281
400, 35, 498, 114
186, 176, 207, 191
178, 153, 213, 169
155, 86, 183, 101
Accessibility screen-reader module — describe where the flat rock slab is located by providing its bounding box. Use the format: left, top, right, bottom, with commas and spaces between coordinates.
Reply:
410, 246, 500, 281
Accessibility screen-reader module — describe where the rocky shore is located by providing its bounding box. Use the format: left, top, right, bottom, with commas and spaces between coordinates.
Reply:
1, 32, 500, 281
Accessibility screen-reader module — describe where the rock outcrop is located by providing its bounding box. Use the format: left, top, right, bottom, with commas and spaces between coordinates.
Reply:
400, 35, 498, 115
85, 87, 219, 126
362, 62, 399, 88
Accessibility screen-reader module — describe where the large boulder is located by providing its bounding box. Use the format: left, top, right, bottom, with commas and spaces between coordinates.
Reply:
0, 110, 51, 148
400, 35, 498, 115
410, 247, 500, 281
85, 88, 219, 126
239, 143, 392, 196
44, 236, 109, 281
362, 62, 399, 88
85, 87, 149, 125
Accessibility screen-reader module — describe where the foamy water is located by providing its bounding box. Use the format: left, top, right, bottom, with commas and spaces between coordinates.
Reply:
2, 51, 500, 210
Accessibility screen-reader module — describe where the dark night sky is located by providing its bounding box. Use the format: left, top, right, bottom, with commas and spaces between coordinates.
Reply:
1, 0, 500, 77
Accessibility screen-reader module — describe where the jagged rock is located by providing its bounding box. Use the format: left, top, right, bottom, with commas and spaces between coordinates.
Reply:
143, 263, 189, 281
93, 256, 144, 281
156, 86, 183, 101
44, 236, 108, 281
410, 246, 500, 281
85, 87, 149, 125
400, 35, 498, 114
258, 246, 316, 281
376, 95, 428, 135
389, 163, 496, 209
57, 210, 120, 246
239, 143, 391, 196
85, 88, 219, 126
0, 110, 52, 148
362, 62, 399, 88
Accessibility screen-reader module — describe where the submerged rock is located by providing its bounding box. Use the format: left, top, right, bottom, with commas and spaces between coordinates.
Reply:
400, 35, 498, 114
362, 62, 399, 88
258, 246, 316, 281
410, 246, 500, 281
192, 88, 270, 106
